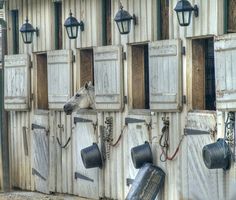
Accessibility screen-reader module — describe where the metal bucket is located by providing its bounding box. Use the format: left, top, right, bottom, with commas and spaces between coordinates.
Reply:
81, 143, 103, 169
202, 138, 231, 170
131, 141, 153, 169
126, 163, 165, 200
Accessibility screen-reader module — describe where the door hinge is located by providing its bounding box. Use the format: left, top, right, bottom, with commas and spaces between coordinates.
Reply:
74, 172, 94, 182
182, 95, 187, 104
72, 54, 76, 63
29, 61, 33, 68
182, 46, 186, 55
30, 93, 34, 101
122, 52, 126, 60
124, 96, 128, 104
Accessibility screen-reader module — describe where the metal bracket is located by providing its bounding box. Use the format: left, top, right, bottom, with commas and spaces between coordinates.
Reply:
32, 168, 46, 181
124, 96, 128, 104
126, 178, 134, 186
31, 123, 46, 131
122, 52, 127, 60
125, 117, 146, 125
74, 172, 94, 182
182, 95, 187, 104
184, 128, 210, 136
182, 46, 186, 55
74, 117, 93, 124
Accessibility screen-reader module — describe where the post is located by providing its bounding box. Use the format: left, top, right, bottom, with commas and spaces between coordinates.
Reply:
0, 18, 10, 191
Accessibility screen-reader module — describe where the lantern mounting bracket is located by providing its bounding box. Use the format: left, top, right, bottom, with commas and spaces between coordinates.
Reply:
132, 14, 137, 25
80, 21, 84, 32
35, 27, 39, 37
193, 5, 199, 17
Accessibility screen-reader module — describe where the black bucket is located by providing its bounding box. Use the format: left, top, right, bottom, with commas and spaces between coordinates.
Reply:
81, 143, 103, 169
126, 163, 165, 200
131, 141, 153, 169
202, 138, 231, 170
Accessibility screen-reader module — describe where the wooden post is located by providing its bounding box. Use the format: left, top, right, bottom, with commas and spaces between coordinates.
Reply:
0, 19, 10, 191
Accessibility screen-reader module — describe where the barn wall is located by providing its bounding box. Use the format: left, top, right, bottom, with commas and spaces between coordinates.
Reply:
4, 0, 230, 200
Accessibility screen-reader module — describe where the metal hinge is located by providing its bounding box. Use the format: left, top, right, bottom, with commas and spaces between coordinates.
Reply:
30, 93, 34, 101
125, 117, 146, 125
182, 95, 187, 104
74, 172, 94, 182
122, 52, 126, 60
126, 178, 134, 186
29, 61, 33, 68
124, 96, 128, 104
32, 168, 46, 181
182, 46, 186, 55
74, 117, 93, 124
72, 54, 76, 63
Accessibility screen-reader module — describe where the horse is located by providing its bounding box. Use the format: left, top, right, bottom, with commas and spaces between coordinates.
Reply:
63, 82, 95, 115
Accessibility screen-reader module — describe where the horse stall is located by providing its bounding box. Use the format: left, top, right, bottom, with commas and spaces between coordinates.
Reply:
3, 0, 236, 200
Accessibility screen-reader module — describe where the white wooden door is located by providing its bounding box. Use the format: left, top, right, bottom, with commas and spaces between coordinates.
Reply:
214, 33, 236, 110
4, 54, 31, 110
184, 112, 219, 200
47, 50, 73, 110
93, 45, 123, 111
123, 115, 150, 196
149, 40, 182, 112
32, 113, 49, 194
72, 111, 99, 199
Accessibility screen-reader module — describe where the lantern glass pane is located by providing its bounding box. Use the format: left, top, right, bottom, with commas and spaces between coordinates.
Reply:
66, 26, 72, 38
177, 12, 184, 25
122, 20, 130, 33
22, 32, 33, 43
183, 11, 191, 25
72, 26, 78, 38
116, 21, 123, 33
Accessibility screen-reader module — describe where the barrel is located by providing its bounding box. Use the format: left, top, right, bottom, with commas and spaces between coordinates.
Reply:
131, 141, 153, 169
81, 143, 103, 169
202, 138, 231, 170
126, 163, 165, 200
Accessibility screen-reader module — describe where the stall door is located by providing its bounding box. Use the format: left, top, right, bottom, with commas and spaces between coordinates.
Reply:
72, 111, 99, 199
32, 113, 49, 194
123, 115, 151, 196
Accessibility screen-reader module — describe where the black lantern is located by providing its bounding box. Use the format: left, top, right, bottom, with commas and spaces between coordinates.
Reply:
20, 18, 39, 44
114, 5, 136, 35
174, 0, 199, 26
0, 0, 6, 9
64, 11, 84, 39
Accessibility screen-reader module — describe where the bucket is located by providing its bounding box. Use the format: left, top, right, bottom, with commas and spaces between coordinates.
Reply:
202, 138, 231, 170
81, 143, 103, 169
126, 163, 165, 200
131, 141, 153, 169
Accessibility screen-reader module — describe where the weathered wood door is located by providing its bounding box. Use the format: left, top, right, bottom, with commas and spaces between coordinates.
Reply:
72, 111, 99, 199
123, 115, 151, 196
214, 33, 236, 110
4, 54, 31, 110
32, 113, 49, 194
149, 40, 182, 112
184, 113, 219, 200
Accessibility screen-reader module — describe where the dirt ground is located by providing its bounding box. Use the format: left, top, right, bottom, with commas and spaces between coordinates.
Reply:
0, 191, 90, 200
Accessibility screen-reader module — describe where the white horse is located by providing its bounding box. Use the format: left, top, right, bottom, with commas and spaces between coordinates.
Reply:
63, 82, 95, 115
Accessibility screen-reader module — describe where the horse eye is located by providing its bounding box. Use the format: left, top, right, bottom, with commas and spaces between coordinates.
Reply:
76, 93, 80, 97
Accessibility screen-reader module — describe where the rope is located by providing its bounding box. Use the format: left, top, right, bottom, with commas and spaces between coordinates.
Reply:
57, 137, 71, 149
159, 120, 184, 162
111, 125, 127, 147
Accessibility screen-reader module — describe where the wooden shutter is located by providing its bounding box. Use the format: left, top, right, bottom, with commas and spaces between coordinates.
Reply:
94, 45, 123, 111
149, 39, 182, 112
4, 54, 30, 111
47, 50, 72, 110
214, 34, 236, 110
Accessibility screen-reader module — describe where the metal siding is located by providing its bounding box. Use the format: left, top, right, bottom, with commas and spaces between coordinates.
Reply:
169, 0, 224, 39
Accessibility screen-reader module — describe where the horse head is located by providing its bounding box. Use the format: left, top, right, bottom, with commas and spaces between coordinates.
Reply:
63, 81, 95, 115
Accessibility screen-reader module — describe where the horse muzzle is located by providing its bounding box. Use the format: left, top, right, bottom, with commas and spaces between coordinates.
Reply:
64, 104, 74, 115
